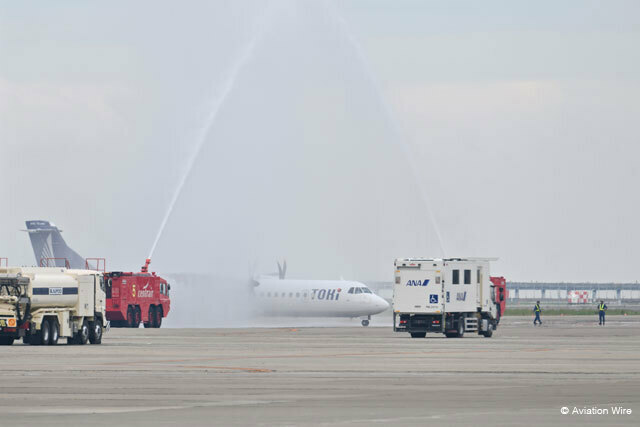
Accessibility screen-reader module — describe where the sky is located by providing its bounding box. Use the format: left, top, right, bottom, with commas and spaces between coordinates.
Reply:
1, 0, 639, 283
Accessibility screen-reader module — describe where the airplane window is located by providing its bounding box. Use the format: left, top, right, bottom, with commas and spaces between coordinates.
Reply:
289, 292, 293, 298
348, 288, 354, 294
303, 293, 307, 298
281, 292, 285, 297
355, 288, 362, 294
267, 292, 271, 297
296, 292, 300, 298
362, 288, 372, 294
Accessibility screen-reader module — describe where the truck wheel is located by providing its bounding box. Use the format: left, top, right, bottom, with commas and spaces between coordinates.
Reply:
457, 318, 465, 338
50, 320, 59, 345
154, 306, 163, 328
444, 333, 457, 338
410, 332, 426, 338
34, 319, 51, 345
135, 307, 142, 328
90, 319, 103, 344
482, 323, 494, 338
78, 320, 90, 345
145, 306, 156, 328
127, 306, 135, 328
0, 336, 14, 345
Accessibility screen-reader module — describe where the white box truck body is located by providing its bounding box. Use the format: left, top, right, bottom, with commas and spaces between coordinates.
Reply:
393, 258, 499, 338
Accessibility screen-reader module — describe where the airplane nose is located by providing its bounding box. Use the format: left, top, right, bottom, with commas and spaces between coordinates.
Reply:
376, 296, 390, 312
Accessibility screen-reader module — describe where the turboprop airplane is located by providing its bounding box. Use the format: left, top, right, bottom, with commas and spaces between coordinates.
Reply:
252, 261, 389, 326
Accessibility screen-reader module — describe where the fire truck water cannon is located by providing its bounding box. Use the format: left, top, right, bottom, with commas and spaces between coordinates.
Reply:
141, 258, 151, 273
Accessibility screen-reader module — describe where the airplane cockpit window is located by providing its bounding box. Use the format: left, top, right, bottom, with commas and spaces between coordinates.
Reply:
354, 288, 362, 294
348, 287, 354, 294
362, 288, 372, 294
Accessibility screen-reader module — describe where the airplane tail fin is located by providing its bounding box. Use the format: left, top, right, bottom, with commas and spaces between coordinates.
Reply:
24, 220, 87, 269
277, 260, 287, 280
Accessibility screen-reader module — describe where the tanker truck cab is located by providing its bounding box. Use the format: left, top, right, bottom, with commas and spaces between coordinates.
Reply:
393, 258, 500, 339
0, 266, 107, 346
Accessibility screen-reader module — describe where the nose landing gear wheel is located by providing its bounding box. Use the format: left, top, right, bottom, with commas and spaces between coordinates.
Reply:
361, 319, 369, 327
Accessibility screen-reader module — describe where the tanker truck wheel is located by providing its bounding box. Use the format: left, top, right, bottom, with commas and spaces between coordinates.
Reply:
410, 332, 426, 338
75, 319, 89, 345
49, 319, 59, 345
33, 319, 51, 345
89, 319, 103, 344
0, 336, 14, 345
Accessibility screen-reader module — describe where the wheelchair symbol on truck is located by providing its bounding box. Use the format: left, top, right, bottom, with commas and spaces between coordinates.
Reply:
429, 294, 438, 304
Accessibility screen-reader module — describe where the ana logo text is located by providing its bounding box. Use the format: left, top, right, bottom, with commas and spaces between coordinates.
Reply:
406, 279, 430, 287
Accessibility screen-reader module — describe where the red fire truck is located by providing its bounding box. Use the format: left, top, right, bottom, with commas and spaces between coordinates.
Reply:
490, 276, 507, 322
104, 259, 171, 328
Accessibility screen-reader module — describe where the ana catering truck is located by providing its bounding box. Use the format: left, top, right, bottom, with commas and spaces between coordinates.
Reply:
0, 266, 107, 346
393, 258, 505, 338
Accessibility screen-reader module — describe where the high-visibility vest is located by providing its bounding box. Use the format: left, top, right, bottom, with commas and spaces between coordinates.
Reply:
535, 304, 541, 312
599, 303, 606, 311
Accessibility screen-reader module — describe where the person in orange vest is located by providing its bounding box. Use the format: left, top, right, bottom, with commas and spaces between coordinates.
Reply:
533, 301, 542, 326
598, 301, 608, 325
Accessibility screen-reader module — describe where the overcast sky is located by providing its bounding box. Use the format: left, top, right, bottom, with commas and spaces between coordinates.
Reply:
1, 0, 639, 283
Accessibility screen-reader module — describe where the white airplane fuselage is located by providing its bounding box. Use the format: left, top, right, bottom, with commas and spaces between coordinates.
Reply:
254, 278, 389, 318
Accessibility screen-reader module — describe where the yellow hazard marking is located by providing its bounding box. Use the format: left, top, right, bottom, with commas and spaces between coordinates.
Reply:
132, 283, 136, 298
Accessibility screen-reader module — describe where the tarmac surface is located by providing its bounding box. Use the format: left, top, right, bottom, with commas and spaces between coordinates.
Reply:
1, 315, 639, 426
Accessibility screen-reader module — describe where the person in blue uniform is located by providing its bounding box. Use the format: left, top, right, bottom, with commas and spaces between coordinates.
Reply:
533, 301, 542, 325
598, 300, 607, 325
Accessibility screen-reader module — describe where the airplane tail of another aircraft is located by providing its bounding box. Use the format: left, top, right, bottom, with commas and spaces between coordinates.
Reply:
24, 220, 87, 269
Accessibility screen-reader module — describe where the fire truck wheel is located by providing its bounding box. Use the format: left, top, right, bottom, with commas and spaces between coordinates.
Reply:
34, 319, 50, 345
90, 319, 103, 344
457, 318, 465, 338
445, 333, 457, 338
154, 306, 163, 328
127, 306, 135, 328
410, 332, 426, 338
49, 319, 59, 345
0, 336, 14, 345
78, 320, 90, 345
145, 306, 156, 328
134, 307, 141, 328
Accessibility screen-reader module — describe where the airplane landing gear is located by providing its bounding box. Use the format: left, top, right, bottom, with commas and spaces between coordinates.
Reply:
361, 315, 371, 327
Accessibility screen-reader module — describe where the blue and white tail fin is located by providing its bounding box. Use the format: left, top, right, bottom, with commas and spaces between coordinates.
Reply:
24, 220, 87, 269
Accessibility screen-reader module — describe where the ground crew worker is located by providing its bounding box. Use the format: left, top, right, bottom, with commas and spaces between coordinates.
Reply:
598, 300, 608, 325
533, 301, 542, 325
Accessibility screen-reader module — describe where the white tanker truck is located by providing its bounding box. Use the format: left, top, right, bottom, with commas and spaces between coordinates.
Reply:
0, 266, 107, 345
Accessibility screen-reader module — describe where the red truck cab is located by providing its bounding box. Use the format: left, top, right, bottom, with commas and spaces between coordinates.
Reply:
490, 276, 507, 322
105, 259, 171, 328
